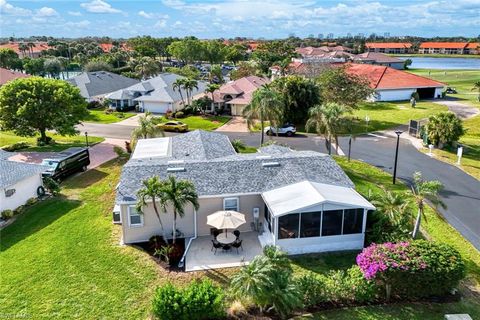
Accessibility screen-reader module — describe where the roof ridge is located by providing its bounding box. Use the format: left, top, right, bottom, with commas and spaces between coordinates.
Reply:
375, 66, 388, 89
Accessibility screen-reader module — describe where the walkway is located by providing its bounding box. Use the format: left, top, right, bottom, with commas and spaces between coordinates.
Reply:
215, 116, 249, 132
433, 100, 479, 120
115, 113, 142, 126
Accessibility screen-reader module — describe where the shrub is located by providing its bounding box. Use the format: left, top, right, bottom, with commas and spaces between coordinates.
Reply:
87, 100, 103, 109
36, 136, 54, 146
152, 279, 224, 320
113, 145, 128, 158
104, 108, 114, 114
426, 112, 465, 148
174, 111, 184, 118
2, 141, 29, 151
411, 91, 420, 101
231, 139, 246, 153
296, 272, 327, 307
25, 197, 37, 206
13, 205, 24, 215
357, 240, 465, 300
43, 177, 61, 195
1, 209, 14, 220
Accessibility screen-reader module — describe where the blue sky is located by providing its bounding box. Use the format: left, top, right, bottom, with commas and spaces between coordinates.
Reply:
1, 0, 479, 39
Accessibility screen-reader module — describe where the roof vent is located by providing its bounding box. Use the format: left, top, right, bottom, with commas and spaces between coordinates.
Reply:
262, 162, 280, 168
167, 167, 186, 173
168, 160, 185, 164
256, 155, 272, 159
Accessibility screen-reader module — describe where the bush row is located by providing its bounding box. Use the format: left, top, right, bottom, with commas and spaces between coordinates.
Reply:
2, 141, 29, 152
1, 197, 39, 220
152, 279, 225, 320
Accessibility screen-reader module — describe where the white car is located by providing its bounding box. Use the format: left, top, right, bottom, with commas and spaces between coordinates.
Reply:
264, 124, 296, 137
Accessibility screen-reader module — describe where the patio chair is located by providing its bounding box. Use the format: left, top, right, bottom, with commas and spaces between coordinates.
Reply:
212, 229, 220, 238
232, 240, 243, 254
211, 239, 222, 255
222, 244, 232, 252
233, 230, 240, 239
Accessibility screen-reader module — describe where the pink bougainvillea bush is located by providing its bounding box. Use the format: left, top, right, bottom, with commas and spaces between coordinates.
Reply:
356, 240, 465, 299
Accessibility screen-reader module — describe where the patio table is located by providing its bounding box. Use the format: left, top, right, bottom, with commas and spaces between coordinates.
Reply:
216, 232, 236, 244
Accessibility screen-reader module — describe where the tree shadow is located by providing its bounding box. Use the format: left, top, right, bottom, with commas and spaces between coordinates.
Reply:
0, 196, 81, 252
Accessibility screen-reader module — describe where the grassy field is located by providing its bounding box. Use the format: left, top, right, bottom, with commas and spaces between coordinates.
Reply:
84, 109, 136, 124
154, 115, 231, 131
407, 69, 480, 105
0, 131, 104, 152
2, 157, 479, 319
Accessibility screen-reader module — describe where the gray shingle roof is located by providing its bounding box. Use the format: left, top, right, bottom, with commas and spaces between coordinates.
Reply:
116, 130, 353, 203
0, 150, 15, 160
0, 160, 47, 188
66, 71, 139, 99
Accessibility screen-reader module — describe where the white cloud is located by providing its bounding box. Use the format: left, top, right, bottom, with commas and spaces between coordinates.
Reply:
80, 0, 121, 14
154, 20, 167, 28
139, 10, 169, 19
36, 7, 58, 17
138, 10, 153, 19
68, 11, 82, 16
0, 0, 31, 16
161, 0, 185, 9
172, 21, 183, 27
66, 20, 91, 28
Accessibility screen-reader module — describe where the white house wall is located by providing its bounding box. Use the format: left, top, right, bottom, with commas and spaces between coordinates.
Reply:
375, 88, 416, 101
277, 234, 364, 254
140, 101, 172, 114
0, 174, 43, 211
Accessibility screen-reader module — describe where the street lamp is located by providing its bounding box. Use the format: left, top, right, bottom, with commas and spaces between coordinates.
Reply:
85, 131, 89, 148
392, 130, 402, 184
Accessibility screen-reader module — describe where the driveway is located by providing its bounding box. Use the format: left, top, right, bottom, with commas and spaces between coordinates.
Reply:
433, 99, 479, 119
216, 116, 249, 132
115, 113, 142, 126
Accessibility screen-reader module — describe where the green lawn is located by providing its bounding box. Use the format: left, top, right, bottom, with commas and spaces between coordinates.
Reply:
2, 156, 479, 319
0, 131, 104, 152
153, 115, 231, 131
84, 109, 136, 124
407, 69, 480, 106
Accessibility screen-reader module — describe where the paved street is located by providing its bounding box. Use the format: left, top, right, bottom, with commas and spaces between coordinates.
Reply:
79, 122, 480, 250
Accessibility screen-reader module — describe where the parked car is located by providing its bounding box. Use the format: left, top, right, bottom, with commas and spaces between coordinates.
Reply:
157, 121, 189, 132
41, 147, 90, 181
445, 87, 457, 94
264, 123, 296, 137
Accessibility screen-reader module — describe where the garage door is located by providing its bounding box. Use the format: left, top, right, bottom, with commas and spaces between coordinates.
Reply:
142, 102, 170, 114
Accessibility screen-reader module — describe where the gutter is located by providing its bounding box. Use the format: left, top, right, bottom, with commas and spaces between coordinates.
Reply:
178, 208, 197, 269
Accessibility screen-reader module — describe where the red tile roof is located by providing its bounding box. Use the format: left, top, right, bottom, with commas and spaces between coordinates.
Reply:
0, 42, 50, 55
218, 76, 269, 105
345, 63, 445, 90
99, 43, 131, 52
365, 42, 412, 49
420, 42, 468, 49
466, 43, 479, 49
0, 68, 30, 86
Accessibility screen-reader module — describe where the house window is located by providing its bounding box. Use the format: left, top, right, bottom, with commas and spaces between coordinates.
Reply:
321, 210, 343, 236
343, 209, 364, 234
128, 205, 143, 227
223, 197, 239, 212
278, 213, 299, 239
300, 211, 321, 238
113, 210, 122, 224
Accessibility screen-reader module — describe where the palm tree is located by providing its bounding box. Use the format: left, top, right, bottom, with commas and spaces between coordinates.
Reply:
205, 83, 220, 113
472, 80, 480, 102
134, 57, 160, 80
173, 78, 186, 108
182, 78, 199, 106
158, 176, 199, 244
242, 85, 284, 145
411, 172, 445, 238
18, 43, 28, 58
131, 112, 162, 142
26, 42, 35, 58
371, 189, 411, 227
305, 102, 347, 155
136, 176, 167, 241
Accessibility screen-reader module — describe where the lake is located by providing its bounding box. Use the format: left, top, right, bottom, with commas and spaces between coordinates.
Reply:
397, 56, 480, 70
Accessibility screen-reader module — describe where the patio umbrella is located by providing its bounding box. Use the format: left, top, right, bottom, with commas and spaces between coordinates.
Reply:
207, 210, 246, 230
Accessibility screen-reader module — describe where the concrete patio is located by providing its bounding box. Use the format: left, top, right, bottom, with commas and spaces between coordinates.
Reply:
185, 231, 263, 272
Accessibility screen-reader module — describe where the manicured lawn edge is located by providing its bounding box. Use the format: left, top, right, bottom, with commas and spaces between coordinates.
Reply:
84, 109, 136, 124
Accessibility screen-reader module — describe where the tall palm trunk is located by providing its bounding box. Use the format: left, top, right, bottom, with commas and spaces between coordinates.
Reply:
152, 198, 167, 242
412, 207, 422, 239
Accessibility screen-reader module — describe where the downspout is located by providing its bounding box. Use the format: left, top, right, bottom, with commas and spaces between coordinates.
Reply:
178, 208, 197, 268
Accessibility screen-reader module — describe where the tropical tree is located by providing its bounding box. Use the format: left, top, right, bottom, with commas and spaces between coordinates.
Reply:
425, 112, 465, 148
22, 57, 45, 76
83, 60, 113, 72
371, 189, 411, 227
205, 83, 220, 113
158, 176, 199, 244
0, 77, 87, 144
472, 80, 480, 102
43, 58, 62, 78
0, 48, 19, 69
182, 78, 198, 106
411, 172, 445, 238
131, 112, 162, 142
173, 78, 186, 107
305, 102, 348, 155
209, 64, 224, 84
134, 57, 161, 80
243, 85, 284, 145
136, 176, 167, 241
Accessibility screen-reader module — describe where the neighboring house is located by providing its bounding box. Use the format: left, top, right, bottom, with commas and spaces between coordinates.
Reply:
296, 46, 353, 57
0, 157, 47, 212
115, 130, 374, 259
205, 76, 269, 115
0, 41, 50, 58
66, 71, 140, 102
346, 63, 445, 101
99, 43, 130, 53
353, 52, 405, 69
365, 42, 412, 54
105, 73, 208, 113
419, 42, 479, 54
0, 68, 30, 86
465, 43, 480, 55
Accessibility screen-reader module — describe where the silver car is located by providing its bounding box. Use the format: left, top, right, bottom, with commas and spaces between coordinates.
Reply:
264, 124, 296, 137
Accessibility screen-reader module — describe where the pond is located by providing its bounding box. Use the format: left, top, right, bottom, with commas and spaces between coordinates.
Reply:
397, 56, 480, 69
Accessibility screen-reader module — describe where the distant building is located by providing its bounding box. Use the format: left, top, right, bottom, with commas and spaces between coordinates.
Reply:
353, 52, 405, 69
419, 42, 479, 55
0, 41, 50, 58
365, 42, 412, 54
0, 68, 30, 86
